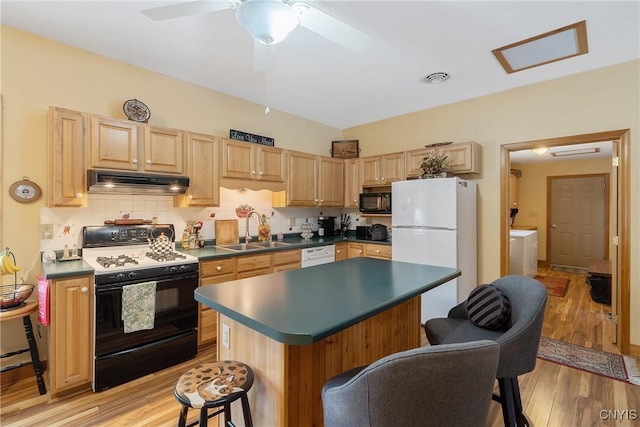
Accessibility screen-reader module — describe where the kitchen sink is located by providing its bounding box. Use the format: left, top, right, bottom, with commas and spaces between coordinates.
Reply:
249, 241, 291, 248
216, 241, 291, 252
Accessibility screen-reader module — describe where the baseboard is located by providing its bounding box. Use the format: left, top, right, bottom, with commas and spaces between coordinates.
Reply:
630, 343, 640, 358
0, 361, 47, 388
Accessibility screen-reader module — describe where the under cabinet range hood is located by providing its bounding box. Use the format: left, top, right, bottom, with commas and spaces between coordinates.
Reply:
87, 169, 189, 195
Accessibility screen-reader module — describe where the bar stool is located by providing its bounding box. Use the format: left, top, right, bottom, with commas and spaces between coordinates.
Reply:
0, 300, 47, 395
174, 360, 254, 427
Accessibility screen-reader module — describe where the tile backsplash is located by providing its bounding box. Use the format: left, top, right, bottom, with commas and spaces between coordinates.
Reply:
40, 188, 361, 251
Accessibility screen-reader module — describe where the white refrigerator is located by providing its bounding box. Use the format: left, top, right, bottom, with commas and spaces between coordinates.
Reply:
391, 178, 477, 324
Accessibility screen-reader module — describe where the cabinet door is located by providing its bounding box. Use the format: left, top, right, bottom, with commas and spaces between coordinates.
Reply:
48, 107, 87, 207
380, 152, 405, 183
257, 146, 285, 182
365, 243, 392, 260
90, 115, 140, 170
348, 242, 365, 258
50, 275, 93, 396
335, 243, 348, 261
405, 148, 431, 178
286, 151, 317, 206
143, 126, 185, 174
360, 156, 381, 186
344, 159, 360, 208
180, 133, 220, 206
441, 142, 482, 174
222, 139, 255, 179
199, 258, 236, 348
318, 156, 344, 207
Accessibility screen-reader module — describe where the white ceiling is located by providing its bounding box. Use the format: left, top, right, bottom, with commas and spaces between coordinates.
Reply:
1, 1, 639, 129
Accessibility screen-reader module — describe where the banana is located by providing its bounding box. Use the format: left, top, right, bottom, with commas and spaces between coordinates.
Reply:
1, 250, 20, 274
0, 253, 6, 274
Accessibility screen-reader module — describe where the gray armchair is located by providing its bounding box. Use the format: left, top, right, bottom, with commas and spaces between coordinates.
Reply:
424, 275, 547, 427
322, 340, 500, 427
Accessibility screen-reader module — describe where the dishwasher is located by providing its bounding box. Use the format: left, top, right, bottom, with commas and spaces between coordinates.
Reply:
301, 245, 335, 267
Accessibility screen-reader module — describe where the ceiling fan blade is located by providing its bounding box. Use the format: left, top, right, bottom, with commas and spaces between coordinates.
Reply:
141, 0, 230, 21
293, 2, 371, 52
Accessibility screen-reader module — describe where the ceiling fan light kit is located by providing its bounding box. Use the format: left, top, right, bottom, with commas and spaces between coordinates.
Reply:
236, 0, 299, 46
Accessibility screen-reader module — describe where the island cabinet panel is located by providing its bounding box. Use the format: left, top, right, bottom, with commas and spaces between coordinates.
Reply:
199, 257, 236, 348
218, 296, 421, 426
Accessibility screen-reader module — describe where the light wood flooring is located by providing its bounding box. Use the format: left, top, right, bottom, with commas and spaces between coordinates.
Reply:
2, 268, 639, 426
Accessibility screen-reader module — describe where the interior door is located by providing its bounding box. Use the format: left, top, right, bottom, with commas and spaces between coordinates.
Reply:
549, 175, 606, 268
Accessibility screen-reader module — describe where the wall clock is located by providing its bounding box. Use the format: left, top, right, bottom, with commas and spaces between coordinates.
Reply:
9, 177, 42, 203
123, 99, 151, 123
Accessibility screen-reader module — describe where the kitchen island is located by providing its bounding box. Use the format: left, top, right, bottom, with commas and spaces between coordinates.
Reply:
195, 257, 460, 427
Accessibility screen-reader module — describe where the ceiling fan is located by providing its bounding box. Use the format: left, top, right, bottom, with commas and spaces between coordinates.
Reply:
141, 0, 371, 51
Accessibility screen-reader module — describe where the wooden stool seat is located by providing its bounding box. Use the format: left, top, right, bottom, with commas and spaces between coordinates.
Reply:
174, 360, 254, 427
0, 301, 47, 395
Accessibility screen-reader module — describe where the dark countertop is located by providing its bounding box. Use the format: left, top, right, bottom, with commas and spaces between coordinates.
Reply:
41, 235, 392, 278
195, 257, 459, 345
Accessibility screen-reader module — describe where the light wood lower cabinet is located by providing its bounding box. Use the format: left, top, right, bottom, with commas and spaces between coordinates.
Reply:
199, 257, 236, 348
273, 249, 302, 272
335, 243, 348, 261
49, 275, 93, 398
237, 253, 273, 279
348, 242, 391, 260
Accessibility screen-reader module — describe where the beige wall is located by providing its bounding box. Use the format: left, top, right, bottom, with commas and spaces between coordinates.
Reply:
511, 157, 612, 261
2, 25, 638, 350
343, 60, 640, 346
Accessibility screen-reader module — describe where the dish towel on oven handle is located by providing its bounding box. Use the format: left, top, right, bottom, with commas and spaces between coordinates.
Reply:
121, 281, 157, 334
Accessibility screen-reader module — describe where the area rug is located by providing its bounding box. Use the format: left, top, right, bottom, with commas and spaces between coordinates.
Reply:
537, 337, 640, 386
535, 275, 569, 297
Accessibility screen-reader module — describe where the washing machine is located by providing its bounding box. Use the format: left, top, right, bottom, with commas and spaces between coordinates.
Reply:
509, 230, 538, 277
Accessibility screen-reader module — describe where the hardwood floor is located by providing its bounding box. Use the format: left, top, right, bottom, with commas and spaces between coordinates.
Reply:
2, 269, 639, 426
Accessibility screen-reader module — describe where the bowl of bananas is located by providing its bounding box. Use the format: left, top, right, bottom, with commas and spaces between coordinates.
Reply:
0, 247, 31, 311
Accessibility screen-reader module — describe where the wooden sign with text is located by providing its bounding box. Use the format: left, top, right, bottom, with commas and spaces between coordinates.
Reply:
229, 129, 275, 146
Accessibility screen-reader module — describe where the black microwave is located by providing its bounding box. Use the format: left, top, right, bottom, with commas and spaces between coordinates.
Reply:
359, 192, 391, 214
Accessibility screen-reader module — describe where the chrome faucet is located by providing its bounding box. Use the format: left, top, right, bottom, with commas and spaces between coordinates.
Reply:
245, 210, 261, 244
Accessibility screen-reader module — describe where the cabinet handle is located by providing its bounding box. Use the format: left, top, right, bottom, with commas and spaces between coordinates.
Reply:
315, 199, 319, 202
381, 177, 386, 181
376, 250, 381, 253
337, 250, 341, 253
81, 287, 88, 293
259, 171, 263, 176
320, 199, 324, 203
216, 266, 222, 271
251, 170, 256, 175
132, 159, 138, 164
146, 159, 152, 164
189, 195, 194, 199
358, 250, 363, 254
76, 193, 83, 199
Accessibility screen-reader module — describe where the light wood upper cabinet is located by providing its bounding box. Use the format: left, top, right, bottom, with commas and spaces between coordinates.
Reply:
143, 126, 185, 174
90, 115, 185, 174
222, 139, 284, 182
48, 107, 87, 207
175, 133, 220, 207
344, 158, 360, 208
441, 141, 482, 175
318, 156, 344, 207
274, 151, 344, 207
49, 275, 93, 397
405, 148, 430, 179
360, 152, 405, 186
90, 115, 140, 171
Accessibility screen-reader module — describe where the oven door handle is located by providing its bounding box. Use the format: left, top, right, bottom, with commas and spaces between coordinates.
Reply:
95, 285, 124, 294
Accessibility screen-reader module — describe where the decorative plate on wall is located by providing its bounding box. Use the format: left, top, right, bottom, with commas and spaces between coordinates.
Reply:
9, 177, 42, 203
123, 99, 151, 123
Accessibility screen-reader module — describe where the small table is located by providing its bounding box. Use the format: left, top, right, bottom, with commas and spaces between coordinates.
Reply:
0, 301, 47, 395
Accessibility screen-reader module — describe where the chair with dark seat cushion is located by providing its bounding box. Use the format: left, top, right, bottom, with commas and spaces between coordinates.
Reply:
424, 275, 547, 427
322, 340, 500, 427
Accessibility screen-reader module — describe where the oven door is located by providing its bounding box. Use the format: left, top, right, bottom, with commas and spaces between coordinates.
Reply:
94, 272, 198, 358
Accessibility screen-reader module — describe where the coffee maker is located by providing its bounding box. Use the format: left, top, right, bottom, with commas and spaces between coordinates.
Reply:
317, 216, 337, 237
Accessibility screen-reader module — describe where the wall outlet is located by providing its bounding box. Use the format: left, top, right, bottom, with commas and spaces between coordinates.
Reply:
40, 224, 53, 239
222, 324, 230, 349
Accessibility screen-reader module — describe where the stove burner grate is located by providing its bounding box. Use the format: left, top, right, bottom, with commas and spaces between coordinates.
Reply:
146, 252, 187, 263
96, 255, 139, 269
